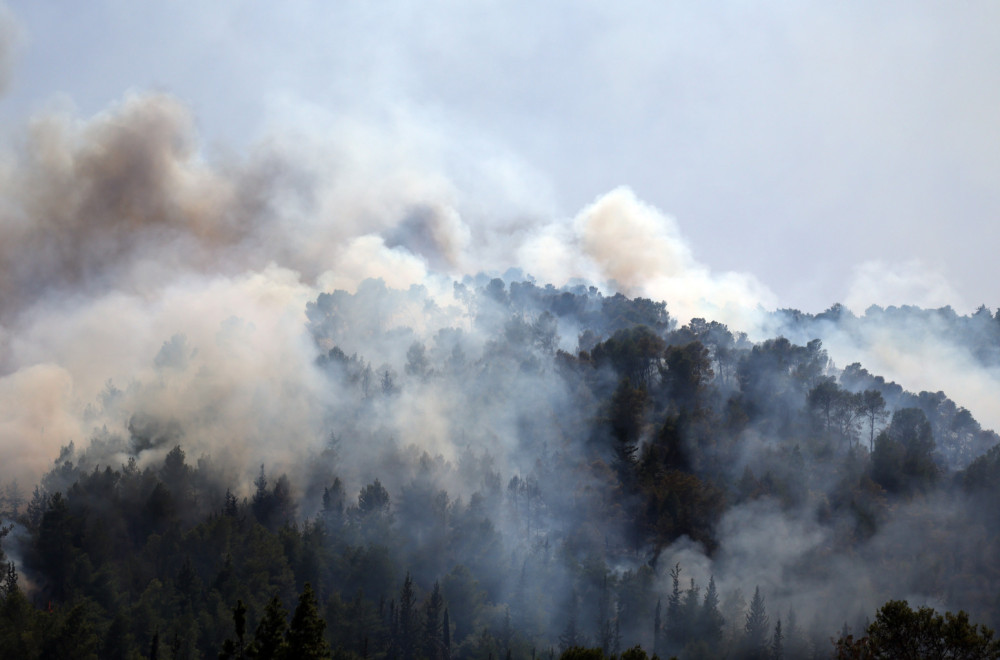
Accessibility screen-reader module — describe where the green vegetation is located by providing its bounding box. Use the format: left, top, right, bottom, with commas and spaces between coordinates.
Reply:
2, 279, 1000, 658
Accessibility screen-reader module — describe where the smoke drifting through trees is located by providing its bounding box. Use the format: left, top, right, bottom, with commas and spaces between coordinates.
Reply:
8, 273, 1000, 655
3, 88, 1000, 658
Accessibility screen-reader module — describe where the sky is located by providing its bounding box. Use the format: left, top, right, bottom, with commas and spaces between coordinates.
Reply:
2, 1, 998, 314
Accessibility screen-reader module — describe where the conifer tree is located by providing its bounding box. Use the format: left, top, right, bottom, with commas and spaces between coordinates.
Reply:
102, 612, 135, 660
250, 595, 288, 660
744, 586, 769, 660
442, 608, 451, 660
234, 599, 248, 659
558, 590, 582, 653
424, 581, 444, 660
286, 584, 330, 660
40, 603, 100, 660
398, 573, 418, 660
700, 575, 724, 642
596, 575, 613, 655
665, 563, 683, 647
681, 577, 701, 643
771, 619, 783, 660
784, 608, 800, 659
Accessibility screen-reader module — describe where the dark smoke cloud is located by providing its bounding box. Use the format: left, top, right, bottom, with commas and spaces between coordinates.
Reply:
0, 93, 252, 315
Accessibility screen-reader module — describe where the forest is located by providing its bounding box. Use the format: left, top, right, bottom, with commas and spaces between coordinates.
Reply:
2, 275, 1000, 659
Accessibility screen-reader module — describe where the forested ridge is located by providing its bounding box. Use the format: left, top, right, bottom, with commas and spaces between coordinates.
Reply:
3, 276, 1000, 659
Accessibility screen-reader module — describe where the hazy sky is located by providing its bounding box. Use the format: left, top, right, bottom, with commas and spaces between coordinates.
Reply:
2, 1, 998, 313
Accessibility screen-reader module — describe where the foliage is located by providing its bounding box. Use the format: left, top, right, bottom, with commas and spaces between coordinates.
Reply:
4, 282, 1000, 659
835, 600, 1000, 659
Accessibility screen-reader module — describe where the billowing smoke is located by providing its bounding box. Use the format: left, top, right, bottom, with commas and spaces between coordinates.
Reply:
4, 82, 1000, 658
0, 88, 778, 487
573, 188, 776, 323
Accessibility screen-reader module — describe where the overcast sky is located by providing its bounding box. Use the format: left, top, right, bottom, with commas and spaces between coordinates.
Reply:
2, 0, 998, 313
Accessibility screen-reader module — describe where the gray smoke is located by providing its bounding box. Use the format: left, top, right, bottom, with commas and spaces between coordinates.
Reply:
2, 84, 1000, 657
0, 3, 18, 99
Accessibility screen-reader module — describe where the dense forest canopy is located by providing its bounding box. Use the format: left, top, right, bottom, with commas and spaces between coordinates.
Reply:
3, 275, 1000, 658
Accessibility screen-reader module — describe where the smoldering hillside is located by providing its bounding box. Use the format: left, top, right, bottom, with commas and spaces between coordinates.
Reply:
4, 91, 1000, 659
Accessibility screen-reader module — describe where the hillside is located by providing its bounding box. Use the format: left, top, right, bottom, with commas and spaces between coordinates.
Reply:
3, 277, 1000, 658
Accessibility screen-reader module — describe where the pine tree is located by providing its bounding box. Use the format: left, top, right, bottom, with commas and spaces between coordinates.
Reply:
0, 564, 35, 658
744, 586, 769, 660
237, 599, 248, 654
681, 577, 700, 644
612, 601, 622, 657
596, 575, 613, 655
424, 581, 444, 660
784, 608, 800, 659
102, 612, 135, 660
442, 608, 451, 660
286, 583, 330, 660
665, 563, 683, 648
398, 573, 418, 660
40, 603, 100, 660
771, 619, 783, 660
700, 575, 724, 642
500, 606, 513, 658
558, 590, 582, 653
250, 595, 288, 659
224, 489, 239, 518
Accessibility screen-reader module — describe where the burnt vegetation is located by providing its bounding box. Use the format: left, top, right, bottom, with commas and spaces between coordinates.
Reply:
3, 277, 1000, 658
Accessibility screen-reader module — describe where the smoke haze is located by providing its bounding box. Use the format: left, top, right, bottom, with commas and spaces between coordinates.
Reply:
2, 8, 1000, 655
0, 87, 786, 485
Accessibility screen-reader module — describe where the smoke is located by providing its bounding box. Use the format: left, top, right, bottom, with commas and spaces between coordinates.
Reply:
1, 7, 999, 655
572, 188, 776, 324
0, 363, 80, 482
0, 3, 19, 99
2, 264, 326, 481
845, 259, 966, 312
0, 85, 787, 486
0, 93, 250, 317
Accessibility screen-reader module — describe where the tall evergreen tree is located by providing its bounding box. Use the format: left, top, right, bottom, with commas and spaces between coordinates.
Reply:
558, 590, 583, 653
424, 581, 444, 660
596, 575, 614, 655
250, 595, 288, 660
234, 599, 248, 659
397, 573, 418, 660
442, 608, 451, 660
771, 619, 783, 660
784, 608, 801, 659
286, 584, 330, 660
744, 586, 769, 660
681, 577, 700, 640
700, 575, 724, 642
665, 563, 683, 647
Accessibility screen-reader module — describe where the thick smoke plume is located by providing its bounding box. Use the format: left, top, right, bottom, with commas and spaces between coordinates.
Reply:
4, 86, 1000, 658
0, 90, 777, 486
